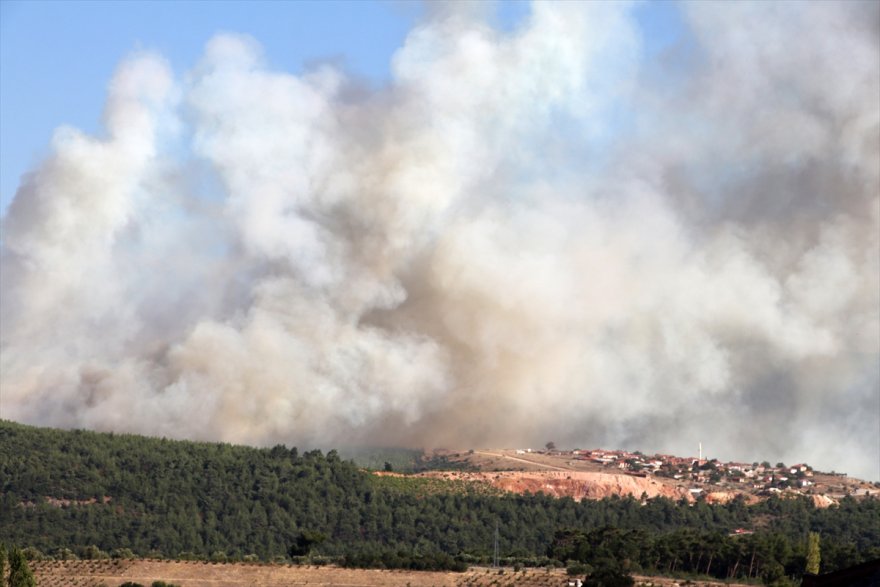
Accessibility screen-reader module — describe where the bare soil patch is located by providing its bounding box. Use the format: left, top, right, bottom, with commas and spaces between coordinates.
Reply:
416, 470, 692, 502
32, 559, 458, 587
31, 560, 756, 587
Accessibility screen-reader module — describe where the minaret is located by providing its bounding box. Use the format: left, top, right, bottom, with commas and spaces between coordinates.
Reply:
699, 442, 702, 462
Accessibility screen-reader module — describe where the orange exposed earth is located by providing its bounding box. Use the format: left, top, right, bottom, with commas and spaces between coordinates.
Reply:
397, 470, 768, 505
419, 470, 695, 501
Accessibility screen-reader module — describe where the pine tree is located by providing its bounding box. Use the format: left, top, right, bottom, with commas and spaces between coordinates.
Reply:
805, 531, 821, 575
7, 546, 36, 587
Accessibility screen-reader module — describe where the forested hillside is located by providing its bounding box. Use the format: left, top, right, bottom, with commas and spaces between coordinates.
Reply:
1, 420, 878, 583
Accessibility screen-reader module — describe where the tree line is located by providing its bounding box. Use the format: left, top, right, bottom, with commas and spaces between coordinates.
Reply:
1, 420, 878, 584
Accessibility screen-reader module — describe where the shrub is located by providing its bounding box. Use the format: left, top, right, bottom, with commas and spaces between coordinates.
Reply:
54, 547, 78, 560
20, 547, 44, 561
81, 545, 109, 560
112, 548, 135, 560
586, 558, 634, 587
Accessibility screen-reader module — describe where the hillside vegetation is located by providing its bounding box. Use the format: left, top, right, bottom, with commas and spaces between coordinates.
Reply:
1, 420, 878, 584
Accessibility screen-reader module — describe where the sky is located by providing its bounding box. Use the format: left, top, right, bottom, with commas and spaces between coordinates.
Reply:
0, 0, 681, 212
1, 1, 878, 481
0, 0, 417, 210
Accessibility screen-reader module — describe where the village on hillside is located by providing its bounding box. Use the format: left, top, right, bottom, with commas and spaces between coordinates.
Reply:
467, 445, 880, 502
565, 448, 816, 492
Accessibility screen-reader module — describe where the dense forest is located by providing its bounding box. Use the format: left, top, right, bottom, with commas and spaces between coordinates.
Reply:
1, 420, 878, 584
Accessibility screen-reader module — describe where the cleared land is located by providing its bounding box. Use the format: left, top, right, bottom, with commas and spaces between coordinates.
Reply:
404, 470, 694, 502
31, 560, 753, 587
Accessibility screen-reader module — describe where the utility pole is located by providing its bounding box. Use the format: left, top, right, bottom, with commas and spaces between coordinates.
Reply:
493, 520, 499, 568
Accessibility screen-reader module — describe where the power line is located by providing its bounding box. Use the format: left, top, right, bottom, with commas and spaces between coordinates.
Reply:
493, 520, 499, 568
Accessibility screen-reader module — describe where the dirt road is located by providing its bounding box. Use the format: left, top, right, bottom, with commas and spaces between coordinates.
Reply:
473, 450, 572, 471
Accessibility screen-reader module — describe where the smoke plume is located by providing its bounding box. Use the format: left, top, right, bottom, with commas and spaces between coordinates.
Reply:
2, 2, 878, 479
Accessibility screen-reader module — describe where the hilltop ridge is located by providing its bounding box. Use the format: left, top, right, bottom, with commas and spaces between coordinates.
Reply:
3, 419, 879, 582
389, 446, 879, 506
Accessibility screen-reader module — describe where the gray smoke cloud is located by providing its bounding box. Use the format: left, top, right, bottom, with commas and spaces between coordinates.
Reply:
2, 1, 878, 480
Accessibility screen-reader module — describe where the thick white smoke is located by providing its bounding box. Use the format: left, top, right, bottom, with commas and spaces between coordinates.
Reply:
2, 2, 878, 479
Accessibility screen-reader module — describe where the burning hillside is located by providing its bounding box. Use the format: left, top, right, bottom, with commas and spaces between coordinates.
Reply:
2, 2, 878, 480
